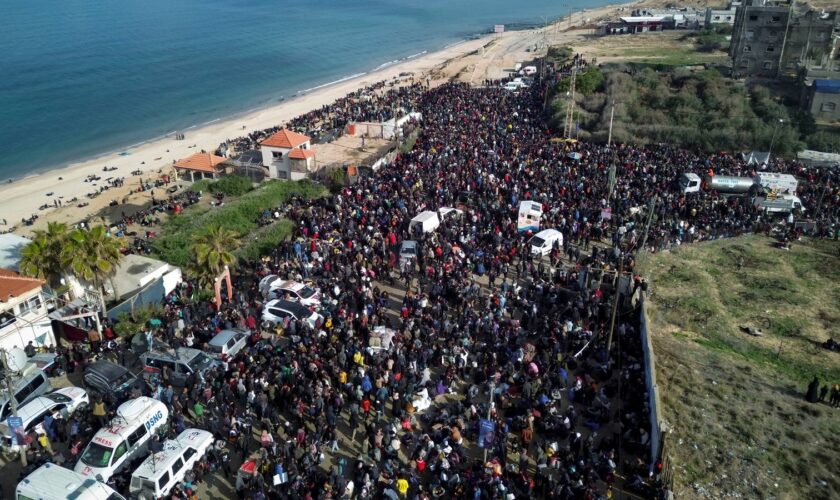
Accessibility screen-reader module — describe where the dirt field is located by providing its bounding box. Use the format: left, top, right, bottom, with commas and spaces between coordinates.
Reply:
571, 30, 730, 66
641, 236, 840, 499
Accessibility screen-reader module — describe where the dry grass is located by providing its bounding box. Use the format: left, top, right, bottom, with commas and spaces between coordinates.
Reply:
573, 31, 730, 66
641, 235, 840, 499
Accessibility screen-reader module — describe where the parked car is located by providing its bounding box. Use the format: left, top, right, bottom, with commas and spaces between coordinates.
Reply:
261, 299, 324, 329
0, 386, 89, 450
140, 348, 218, 387
208, 328, 250, 359
84, 360, 139, 402
0, 367, 53, 421
259, 275, 321, 306
399, 240, 418, 268
25, 352, 61, 377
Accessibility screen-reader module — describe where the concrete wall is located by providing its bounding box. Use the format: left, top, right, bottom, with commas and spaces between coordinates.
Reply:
638, 291, 664, 473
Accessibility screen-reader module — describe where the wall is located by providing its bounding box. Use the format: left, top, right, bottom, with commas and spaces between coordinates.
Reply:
638, 291, 664, 473
809, 89, 840, 122
0, 288, 56, 350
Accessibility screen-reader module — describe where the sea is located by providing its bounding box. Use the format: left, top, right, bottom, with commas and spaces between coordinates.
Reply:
0, 0, 611, 180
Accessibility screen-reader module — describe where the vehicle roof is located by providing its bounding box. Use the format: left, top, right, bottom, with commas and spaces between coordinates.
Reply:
11, 387, 87, 423
145, 347, 205, 362
86, 360, 130, 379
93, 398, 167, 441
519, 200, 543, 211
131, 429, 213, 479
208, 329, 248, 346
18, 463, 120, 499
533, 229, 562, 238
274, 280, 307, 292
266, 299, 313, 318
682, 172, 701, 180
411, 211, 439, 222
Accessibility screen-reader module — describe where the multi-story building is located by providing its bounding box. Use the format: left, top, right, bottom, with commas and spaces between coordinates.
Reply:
0, 269, 55, 351
730, 0, 838, 79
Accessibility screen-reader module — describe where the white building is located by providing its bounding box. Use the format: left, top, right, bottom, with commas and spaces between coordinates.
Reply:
0, 269, 55, 351
259, 129, 317, 180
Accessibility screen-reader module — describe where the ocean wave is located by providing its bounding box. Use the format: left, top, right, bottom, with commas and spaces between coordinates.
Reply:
298, 72, 367, 94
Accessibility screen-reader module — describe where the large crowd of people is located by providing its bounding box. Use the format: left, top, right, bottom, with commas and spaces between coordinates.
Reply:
15, 66, 840, 500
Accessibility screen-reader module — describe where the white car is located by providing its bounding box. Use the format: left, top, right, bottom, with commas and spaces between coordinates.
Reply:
0, 386, 89, 450
259, 275, 321, 306
262, 299, 324, 329
208, 328, 250, 359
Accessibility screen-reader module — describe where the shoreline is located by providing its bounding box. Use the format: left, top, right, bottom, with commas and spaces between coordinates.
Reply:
0, 0, 642, 236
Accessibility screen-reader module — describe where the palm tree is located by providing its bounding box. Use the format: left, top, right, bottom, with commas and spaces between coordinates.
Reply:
190, 225, 239, 286
67, 225, 125, 310
19, 222, 72, 288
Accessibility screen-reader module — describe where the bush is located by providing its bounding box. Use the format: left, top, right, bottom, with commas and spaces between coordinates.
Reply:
207, 175, 253, 196
152, 180, 325, 267
805, 130, 840, 153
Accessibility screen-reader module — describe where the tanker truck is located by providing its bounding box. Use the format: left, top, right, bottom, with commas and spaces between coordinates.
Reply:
678, 173, 799, 195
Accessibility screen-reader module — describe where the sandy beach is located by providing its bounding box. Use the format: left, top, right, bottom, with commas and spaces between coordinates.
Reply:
0, 1, 644, 236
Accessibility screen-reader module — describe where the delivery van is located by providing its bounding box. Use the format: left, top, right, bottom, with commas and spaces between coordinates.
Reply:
129, 428, 214, 499
678, 173, 701, 194
530, 229, 563, 256
76, 397, 169, 482
17, 462, 126, 500
754, 172, 798, 194
517, 201, 543, 233
409, 211, 440, 236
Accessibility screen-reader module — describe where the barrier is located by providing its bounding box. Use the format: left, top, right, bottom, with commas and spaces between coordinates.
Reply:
638, 291, 664, 474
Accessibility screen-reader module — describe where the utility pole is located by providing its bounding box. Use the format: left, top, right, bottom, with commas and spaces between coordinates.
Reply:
1, 349, 28, 466
607, 101, 616, 147
776, 1, 794, 79
564, 63, 578, 138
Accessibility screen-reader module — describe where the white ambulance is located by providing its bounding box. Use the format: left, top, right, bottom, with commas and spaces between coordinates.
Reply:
17, 462, 126, 500
129, 428, 214, 499
75, 397, 169, 483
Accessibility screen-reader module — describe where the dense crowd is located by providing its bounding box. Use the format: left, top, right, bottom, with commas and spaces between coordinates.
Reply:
217, 80, 427, 157
17, 70, 840, 500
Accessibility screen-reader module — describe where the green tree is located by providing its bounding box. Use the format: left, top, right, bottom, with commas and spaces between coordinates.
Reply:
67, 226, 125, 310
19, 222, 72, 289
190, 225, 239, 286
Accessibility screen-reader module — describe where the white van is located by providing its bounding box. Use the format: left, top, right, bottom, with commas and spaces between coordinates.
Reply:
754, 172, 798, 194
530, 229, 563, 256
517, 201, 543, 233
521, 65, 538, 76
129, 428, 214, 499
17, 462, 126, 500
0, 365, 52, 421
409, 211, 440, 235
76, 397, 169, 482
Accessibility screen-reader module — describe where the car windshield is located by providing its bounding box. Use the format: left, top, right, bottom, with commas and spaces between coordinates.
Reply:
188, 352, 213, 373
45, 392, 71, 403
81, 441, 114, 467
297, 286, 316, 299
401, 246, 415, 256
530, 236, 545, 247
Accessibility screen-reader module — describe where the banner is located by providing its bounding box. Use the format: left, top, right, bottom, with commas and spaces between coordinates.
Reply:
8, 416, 23, 446
494, 24, 505, 33
478, 418, 495, 449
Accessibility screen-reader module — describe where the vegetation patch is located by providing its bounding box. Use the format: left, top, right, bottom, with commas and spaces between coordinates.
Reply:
152, 180, 324, 268
642, 236, 840, 499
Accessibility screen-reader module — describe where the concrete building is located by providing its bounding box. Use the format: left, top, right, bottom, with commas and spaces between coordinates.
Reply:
806, 79, 840, 121
173, 152, 227, 182
730, 1, 839, 79
260, 129, 317, 180
0, 269, 55, 351
706, 7, 738, 25
104, 254, 182, 320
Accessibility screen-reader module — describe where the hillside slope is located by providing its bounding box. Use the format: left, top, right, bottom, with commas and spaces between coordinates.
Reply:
642, 236, 840, 499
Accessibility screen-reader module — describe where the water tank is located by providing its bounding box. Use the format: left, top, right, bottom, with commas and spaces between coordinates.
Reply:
706, 175, 756, 194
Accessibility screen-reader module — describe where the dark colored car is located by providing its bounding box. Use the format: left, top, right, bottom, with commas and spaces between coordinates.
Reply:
83, 360, 139, 402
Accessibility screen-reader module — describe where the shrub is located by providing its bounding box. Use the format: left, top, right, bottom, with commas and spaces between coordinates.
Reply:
207, 175, 253, 196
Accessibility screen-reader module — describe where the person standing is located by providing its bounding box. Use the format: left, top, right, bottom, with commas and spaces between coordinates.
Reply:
805, 376, 820, 403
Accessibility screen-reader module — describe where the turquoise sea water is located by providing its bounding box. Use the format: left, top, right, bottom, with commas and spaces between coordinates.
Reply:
0, 0, 609, 179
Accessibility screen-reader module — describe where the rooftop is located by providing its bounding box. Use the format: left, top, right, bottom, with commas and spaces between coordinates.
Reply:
174, 152, 227, 173
0, 234, 32, 271
289, 147, 317, 160
0, 268, 44, 303
261, 129, 311, 149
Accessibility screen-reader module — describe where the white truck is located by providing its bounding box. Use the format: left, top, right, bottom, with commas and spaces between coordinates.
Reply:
754, 172, 798, 194
753, 194, 804, 214
409, 211, 440, 235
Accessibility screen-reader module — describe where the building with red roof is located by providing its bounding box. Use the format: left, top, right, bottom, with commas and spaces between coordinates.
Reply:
260, 129, 317, 180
